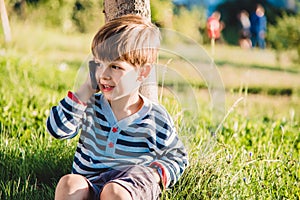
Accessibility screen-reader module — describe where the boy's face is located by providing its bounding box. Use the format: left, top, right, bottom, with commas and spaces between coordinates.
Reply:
94, 60, 143, 102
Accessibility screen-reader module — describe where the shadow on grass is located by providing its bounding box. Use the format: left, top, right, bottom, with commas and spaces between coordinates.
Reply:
0, 140, 74, 200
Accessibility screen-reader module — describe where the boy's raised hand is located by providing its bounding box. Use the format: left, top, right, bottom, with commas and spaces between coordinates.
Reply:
75, 72, 100, 104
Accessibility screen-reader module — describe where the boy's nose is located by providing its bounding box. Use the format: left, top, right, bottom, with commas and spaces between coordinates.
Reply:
96, 65, 111, 80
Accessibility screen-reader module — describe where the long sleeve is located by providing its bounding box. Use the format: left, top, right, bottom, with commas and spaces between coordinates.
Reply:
160, 134, 188, 188
46, 93, 188, 185
149, 105, 189, 188
46, 91, 87, 139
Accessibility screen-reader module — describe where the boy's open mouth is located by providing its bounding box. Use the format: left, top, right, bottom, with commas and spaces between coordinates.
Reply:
101, 84, 114, 92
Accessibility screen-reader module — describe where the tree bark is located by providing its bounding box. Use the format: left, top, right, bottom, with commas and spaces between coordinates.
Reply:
0, 0, 12, 42
103, 0, 158, 102
103, 0, 151, 22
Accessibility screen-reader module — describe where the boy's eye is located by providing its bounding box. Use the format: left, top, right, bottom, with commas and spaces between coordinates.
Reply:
111, 65, 121, 70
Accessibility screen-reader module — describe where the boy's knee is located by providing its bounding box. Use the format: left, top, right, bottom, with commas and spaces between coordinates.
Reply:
55, 174, 90, 200
57, 174, 81, 189
100, 182, 132, 200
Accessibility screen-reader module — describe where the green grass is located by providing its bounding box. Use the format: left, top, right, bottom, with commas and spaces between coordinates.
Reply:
1, 21, 299, 199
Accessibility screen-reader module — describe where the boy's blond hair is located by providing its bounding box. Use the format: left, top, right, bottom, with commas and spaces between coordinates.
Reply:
91, 15, 161, 67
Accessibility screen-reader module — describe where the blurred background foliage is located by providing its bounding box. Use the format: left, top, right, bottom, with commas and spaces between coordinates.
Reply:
6, 0, 104, 33
2, 0, 300, 63
268, 13, 300, 63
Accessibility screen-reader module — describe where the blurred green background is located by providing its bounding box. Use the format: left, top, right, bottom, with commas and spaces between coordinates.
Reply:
0, 0, 299, 199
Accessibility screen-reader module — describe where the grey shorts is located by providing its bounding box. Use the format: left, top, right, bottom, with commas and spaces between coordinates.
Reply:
87, 165, 162, 200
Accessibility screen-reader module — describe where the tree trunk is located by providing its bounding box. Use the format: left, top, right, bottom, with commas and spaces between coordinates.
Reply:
0, 0, 12, 42
103, 0, 158, 102
103, 0, 151, 22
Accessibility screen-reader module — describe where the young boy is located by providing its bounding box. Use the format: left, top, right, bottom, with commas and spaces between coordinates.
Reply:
46, 15, 188, 200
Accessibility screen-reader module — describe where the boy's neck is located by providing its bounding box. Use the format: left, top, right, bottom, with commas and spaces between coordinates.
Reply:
109, 92, 143, 121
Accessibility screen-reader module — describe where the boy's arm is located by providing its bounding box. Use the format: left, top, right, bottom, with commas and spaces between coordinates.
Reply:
150, 135, 188, 189
46, 76, 97, 139
149, 111, 189, 189
46, 91, 88, 139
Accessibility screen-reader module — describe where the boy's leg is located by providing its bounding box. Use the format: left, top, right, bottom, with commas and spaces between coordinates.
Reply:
55, 174, 91, 200
100, 182, 132, 200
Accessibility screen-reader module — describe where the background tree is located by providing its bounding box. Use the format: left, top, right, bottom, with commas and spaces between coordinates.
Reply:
0, 0, 12, 42
268, 13, 300, 63
103, 0, 151, 22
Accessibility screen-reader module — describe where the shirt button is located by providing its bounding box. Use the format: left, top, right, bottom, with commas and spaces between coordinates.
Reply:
108, 142, 114, 148
112, 127, 118, 133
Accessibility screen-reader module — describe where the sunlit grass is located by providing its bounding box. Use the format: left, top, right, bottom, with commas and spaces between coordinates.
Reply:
1, 21, 299, 199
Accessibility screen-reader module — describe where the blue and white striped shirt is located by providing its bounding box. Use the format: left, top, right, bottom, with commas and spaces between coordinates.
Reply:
46, 92, 188, 188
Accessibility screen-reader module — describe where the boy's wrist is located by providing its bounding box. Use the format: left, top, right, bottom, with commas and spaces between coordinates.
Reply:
150, 162, 167, 188
151, 168, 161, 184
75, 82, 95, 103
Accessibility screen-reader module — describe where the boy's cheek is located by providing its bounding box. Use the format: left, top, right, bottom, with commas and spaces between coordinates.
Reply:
113, 71, 140, 96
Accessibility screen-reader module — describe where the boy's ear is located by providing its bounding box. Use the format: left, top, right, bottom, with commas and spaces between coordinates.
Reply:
138, 63, 152, 80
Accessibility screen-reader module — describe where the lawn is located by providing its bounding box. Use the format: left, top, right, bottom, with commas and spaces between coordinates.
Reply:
0, 21, 299, 199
